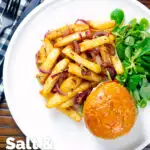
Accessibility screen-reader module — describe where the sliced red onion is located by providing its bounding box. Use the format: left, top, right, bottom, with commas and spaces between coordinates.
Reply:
105, 44, 115, 56
51, 87, 57, 93
44, 30, 51, 38
39, 68, 51, 74
95, 54, 103, 65
92, 47, 100, 55
55, 83, 67, 96
73, 104, 80, 110
35, 51, 40, 64
73, 40, 80, 54
88, 48, 100, 62
81, 68, 91, 76
75, 89, 92, 105
51, 70, 68, 78
79, 33, 83, 40
106, 66, 116, 80
85, 30, 92, 38
75, 19, 89, 25
93, 31, 109, 38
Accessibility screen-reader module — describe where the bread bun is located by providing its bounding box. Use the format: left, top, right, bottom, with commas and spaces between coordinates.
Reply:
83, 81, 136, 139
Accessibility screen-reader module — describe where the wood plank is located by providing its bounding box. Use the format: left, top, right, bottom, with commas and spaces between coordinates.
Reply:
0, 109, 11, 116
0, 128, 23, 136
0, 116, 17, 127
0, 143, 6, 149
0, 136, 25, 143
139, 0, 150, 8
0, 103, 8, 109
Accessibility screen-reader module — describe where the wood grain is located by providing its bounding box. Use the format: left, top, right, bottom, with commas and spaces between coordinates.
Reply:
0, 0, 149, 150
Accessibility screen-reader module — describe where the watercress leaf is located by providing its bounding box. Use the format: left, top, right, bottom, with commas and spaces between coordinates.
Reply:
123, 59, 131, 68
116, 37, 124, 44
116, 74, 126, 84
129, 18, 137, 28
119, 25, 130, 36
111, 8, 124, 25
128, 30, 142, 40
133, 88, 141, 101
142, 56, 150, 63
141, 77, 149, 86
139, 99, 147, 108
124, 36, 135, 46
125, 46, 132, 59
133, 38, 150, 59
135, 58, 150, 71
140, 83, 150, 100
128, 74, 141, 90
133, 40, 143, 49
135, 23, 142, 31
140, 18, 149, 31
140, 31, 150, 40
142, 38, 150, 51
112, 25, 120, 33
135, 65, 145, 74
116, 43, 126, 61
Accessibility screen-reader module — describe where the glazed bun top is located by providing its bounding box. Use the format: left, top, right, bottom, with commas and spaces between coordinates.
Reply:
83, 81, 136, 139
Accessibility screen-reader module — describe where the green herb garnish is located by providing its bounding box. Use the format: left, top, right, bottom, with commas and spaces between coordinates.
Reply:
111, 8, 124, 25
110, 9, 150, 108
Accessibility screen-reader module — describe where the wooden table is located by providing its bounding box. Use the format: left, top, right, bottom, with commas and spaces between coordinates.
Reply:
0, 0, 150, 149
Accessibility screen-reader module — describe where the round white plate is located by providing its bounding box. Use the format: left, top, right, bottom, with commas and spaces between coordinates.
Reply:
3, 0, 150, 150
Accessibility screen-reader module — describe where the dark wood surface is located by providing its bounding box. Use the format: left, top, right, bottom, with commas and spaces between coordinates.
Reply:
0, 0, 150, 149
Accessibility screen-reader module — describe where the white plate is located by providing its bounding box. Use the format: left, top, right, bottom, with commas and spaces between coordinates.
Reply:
3, 0, 150, 150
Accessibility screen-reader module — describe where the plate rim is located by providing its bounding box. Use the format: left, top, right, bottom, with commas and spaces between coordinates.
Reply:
3, 0, 150, 149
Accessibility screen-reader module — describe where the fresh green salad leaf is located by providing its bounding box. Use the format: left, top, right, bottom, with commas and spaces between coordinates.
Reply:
116, 43, 126, 61
133, 88, 140, 101
125, 46, 132, 59
140, 84, 150, 100
110, 8, 124, 25
140, 18, 149, 31
127, 75, 141, 90
111, 8, 150, 108
129, 18, 137, 28
138, 99, 147, 108
125, 36, 135, 46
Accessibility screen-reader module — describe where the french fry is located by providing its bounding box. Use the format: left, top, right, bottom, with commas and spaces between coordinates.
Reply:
57, 108, 82, 122
80, 36, 112, 52
80, 53, 88, 59
46, 82, 92, 108
36, 46, 47, 67
99, 45, 112, 65
59, 76, 82, 108
43, 38, 53, 55
41, 92, 53, 101
109, 34, 115, 44
68, 63, 102, 82
54, 31, 88, 48
62, 46, 101, 73
60, 76, 82, 93
41, 59, 70, 96
59, 99, 74, 109
36, 73, 48, 85
111, 54, 124, 75
46, 24, 89, 40
36, 48, 60, 85
40, 48, 60, 72
88, 20, 116, 30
